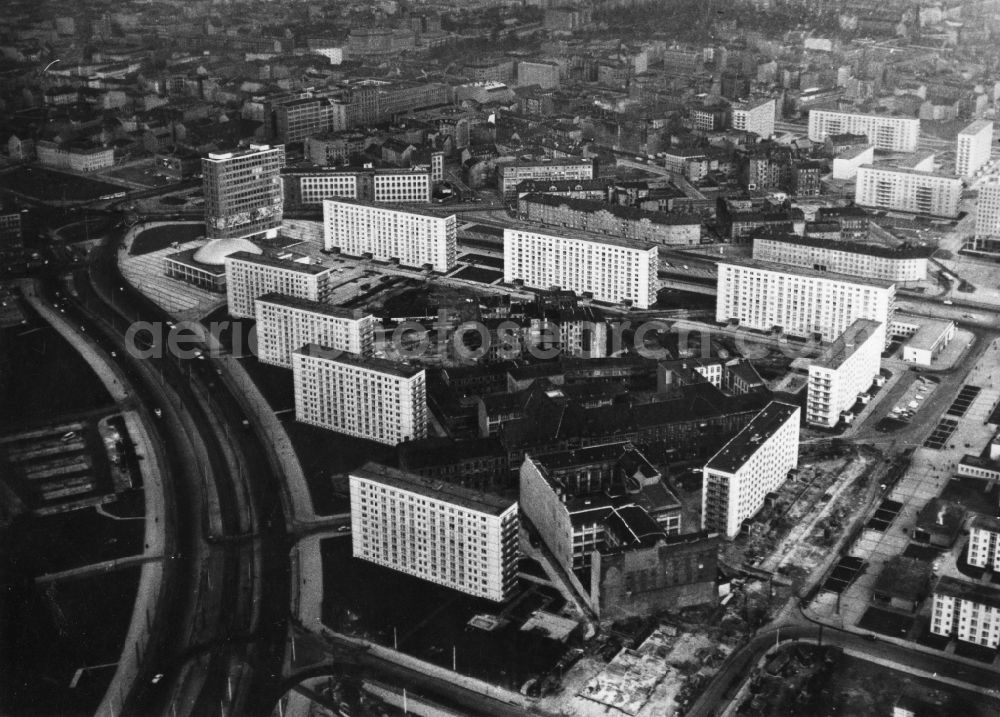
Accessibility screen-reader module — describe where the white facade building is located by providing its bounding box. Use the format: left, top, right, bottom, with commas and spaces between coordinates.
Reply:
503, 226, 658, 309
225, 252, 332, 319
284, 166, 433, 206
808, 109, 919, 152
968, 514, 1000, 571
292, 344, 427, 446
956, 120, 993, 178
716, 258, 896, 342
731, 98, 776, 139
973, 179, 1000, 251
323, 199, 457, 271
901, 318, 957, 366
806, 319, 885, 427
702, 402, 801, 538
832, 145, 875, 180
498, 158, 594, 199
349, 462, 519, 601
930, 576, 1000, 648
254, 293, 375, 368
752, 234, 929, 282
855, 165, 962, 218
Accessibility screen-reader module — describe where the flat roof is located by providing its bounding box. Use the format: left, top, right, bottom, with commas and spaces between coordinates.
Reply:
959, 119, 993, 135
811, 319, 883, 370
294, 343, 423, 377
351, 461, 515, 516
226, 251, 331, 275
521, 192, 700, 226
858, 164, 961, 181
322, 196, 450, 220
934, 575, 1000, 610
970, 513, 1000, 533
504, 221, 658, 251
907, 318, 955, 352
281, 165, 430, 176
810, 108, 919, 122
501, 158, 593, 170
718, 257, 895, 289
756, 232, 933, 259
164, 248, 227, 275
705, 401, 799, 474
255, 292, 368, 319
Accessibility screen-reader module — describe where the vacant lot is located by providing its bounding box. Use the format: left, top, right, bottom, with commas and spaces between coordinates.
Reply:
0, 166, 127, 203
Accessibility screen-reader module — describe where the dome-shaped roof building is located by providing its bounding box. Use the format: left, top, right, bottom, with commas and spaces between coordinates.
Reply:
192, 237, 262, 266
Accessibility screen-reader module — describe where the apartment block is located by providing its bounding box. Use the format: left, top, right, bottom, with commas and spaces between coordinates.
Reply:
855, 165, 962, 218
323, 198, 456, 271
503, 226, 658, 309
968, 514, 1000, 571
254, 293, 375, 368
36, 140, 115, 172
225, 251, 332, 318
731, 97, 776, 139
930, 576, 1000, 648
292, 345, 427, 446
972, 178, 1000, 253
716, 258, 895, 341
517, 193, 701, 246
282, 166, 433, 207
808, 109, 920, 152
806, 319, 885, 427
956, 120, 993, 178
517, 60, 560, 90
498, 158, 594, 199
349, 462, 518, 601
203, 144, 285, 240
702, 402, 800, 538
752, 234, 930, 282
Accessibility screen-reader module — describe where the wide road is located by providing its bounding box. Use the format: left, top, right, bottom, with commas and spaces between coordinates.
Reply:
82, 228, 291, 717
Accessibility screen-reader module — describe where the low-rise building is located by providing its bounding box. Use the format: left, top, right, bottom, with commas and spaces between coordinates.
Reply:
901, 318, 957, 366
702, 401, 800, 538
349, 462, 518, 601
282, 165, 433, 207
806, 319, 885, 428
517, 193, 701, 246
930, 576, 1000, 648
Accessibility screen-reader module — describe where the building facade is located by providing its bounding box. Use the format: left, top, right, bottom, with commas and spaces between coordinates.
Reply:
702, 402, 800, 538
855, 165, 962, 218
752, 234, 929, 282
203, 144, 285, 240
293, 345, 427, 446
283, 166, 433, 207
254, 293, 375, 368
349, 462, 518, 601
517, 193, 701, 246
225, 251, 332, 318
956, 120, 993, 179
807, 109, 919, 152
323, 198, 456, 271
731, 98, 776, 139
716, 258, 896, 341
972, 179, 1000, 253
968, 514, 1000, 571
499, 159, 594, 199
806, 319, 885, 427
930, 576, 1000, 648
503, 226, 658, 309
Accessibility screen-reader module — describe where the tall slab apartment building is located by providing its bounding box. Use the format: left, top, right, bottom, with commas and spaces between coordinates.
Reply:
808, 109, 919, 153
503, 226, 658, 309
323, 198, 456, 272
716, 257, 895, 342
203, 144, 285, 240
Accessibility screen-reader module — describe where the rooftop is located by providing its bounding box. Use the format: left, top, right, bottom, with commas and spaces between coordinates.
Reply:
520, 192, 700, 226
322, 196, 452, 220
933, 575, 1000, 610
352, 462, 514, 516
907, 318, 956, 352
226, 250, 332, 275
164, 247, 228, 275
293, 343, 424, 378
192, 236, 263, 266
755, 232, 933, 259
810, 319, 883, 371
970, 513, 1000, 533
859, 164, 961, 181
704, 401, 799, 474
718, 256, 896, 289
959, 119, 993, 136
501, 157, 593, 171
254, 292, 369, 319
504, 221, 659, 252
